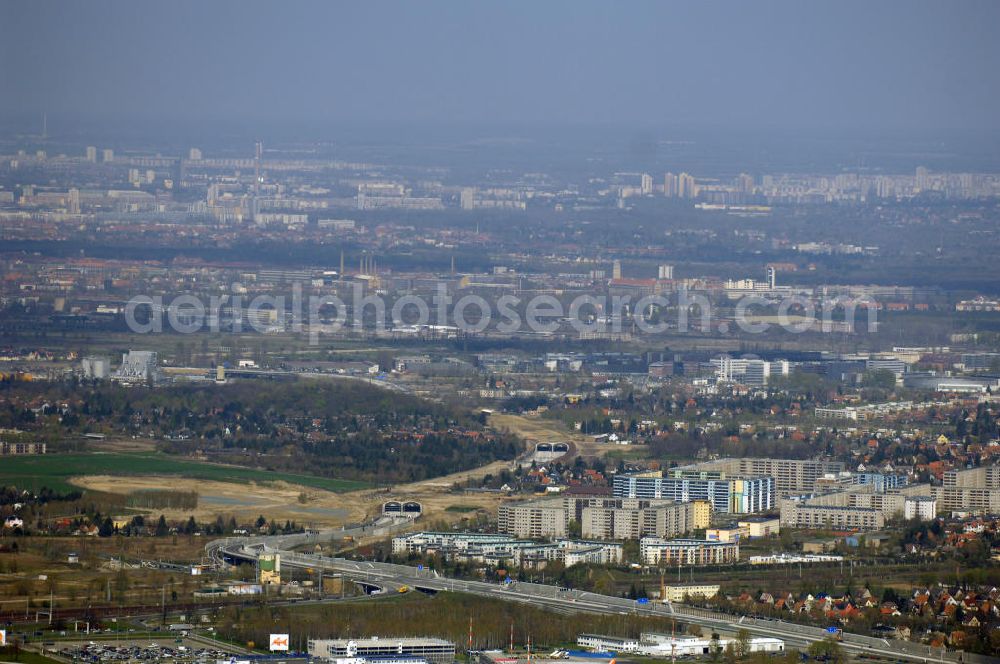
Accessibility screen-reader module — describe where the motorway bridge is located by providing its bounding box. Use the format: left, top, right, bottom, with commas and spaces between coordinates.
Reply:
209, 532, 996, 664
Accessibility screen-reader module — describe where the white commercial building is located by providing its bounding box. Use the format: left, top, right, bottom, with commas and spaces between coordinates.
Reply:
309, 638, 455, 664
113, 350, 161, 384
578, 634, 783, 657
577, 634, 642, 653
641, 635, 784, 657
904, 496, 937, 521
748, 553, 843, 565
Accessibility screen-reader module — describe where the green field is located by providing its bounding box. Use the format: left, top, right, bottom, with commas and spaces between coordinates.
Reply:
0, 452, 369, 493
0, 648, 62, 664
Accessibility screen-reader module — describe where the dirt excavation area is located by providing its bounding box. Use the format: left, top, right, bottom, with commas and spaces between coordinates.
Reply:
69, 413, 590, 531
490, 411, 608, 459
489, 412, 586, 442
70, 470, 508, 530
71, 475, 367, 527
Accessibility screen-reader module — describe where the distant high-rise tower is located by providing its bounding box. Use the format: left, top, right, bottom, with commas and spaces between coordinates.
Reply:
460, 188, 475, 210
85, 146, 97, 163
612, 259, 622, 280
658, 264, 674, 280
67, 188, 81, 215
189, 147, 202, 161
102, 148, 114, 163
677, 173, 696, 199
254, 141, 262, 195
766, 265, 776, 289
915, 166, 930, 191
640, 173, 653, 195
664, 172, 677, 197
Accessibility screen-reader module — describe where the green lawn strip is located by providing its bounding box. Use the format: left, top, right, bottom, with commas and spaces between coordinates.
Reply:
0, 452, 368, 494
0, 648, 63, 664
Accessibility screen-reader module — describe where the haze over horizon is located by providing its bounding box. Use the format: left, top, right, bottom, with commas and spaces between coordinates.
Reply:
2, 0, 1000, 140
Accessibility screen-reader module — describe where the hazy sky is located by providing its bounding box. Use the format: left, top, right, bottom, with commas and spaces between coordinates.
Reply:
2, 0, 999, 135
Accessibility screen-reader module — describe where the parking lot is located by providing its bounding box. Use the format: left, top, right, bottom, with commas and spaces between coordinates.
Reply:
49, 637, 242, 663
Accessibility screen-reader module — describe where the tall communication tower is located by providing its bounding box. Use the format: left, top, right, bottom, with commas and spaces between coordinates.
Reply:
252, 140, 263, 222
254, 140, 262, 195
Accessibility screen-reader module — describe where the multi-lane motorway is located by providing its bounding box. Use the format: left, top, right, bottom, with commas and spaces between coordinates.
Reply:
210, 532, 992, 664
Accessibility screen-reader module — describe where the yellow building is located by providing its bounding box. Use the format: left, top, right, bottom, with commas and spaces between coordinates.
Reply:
705, 526, 744, 543
660, 583, 722, 603
691, 500, 712, 530
738, 517, 780, 538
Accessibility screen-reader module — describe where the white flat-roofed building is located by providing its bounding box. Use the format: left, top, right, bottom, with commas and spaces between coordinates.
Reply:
815, 406, 859, 421
639, 538, 739, 566
308, 638, 455, 664
577, 634, 641, 653
865, 357, 907, 377
391, 532, 518, 556
318, 218, 357, 230
748, 553, 843, 565
391, 533, 619, 568
639, 635, 784, 657
330, 658, 427, 664
578, 634, 783, 657
511, 540, 623, 568
904, 496, 937, 521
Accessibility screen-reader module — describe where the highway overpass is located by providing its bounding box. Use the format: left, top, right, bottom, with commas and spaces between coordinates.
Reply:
210, 533, 993, 664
